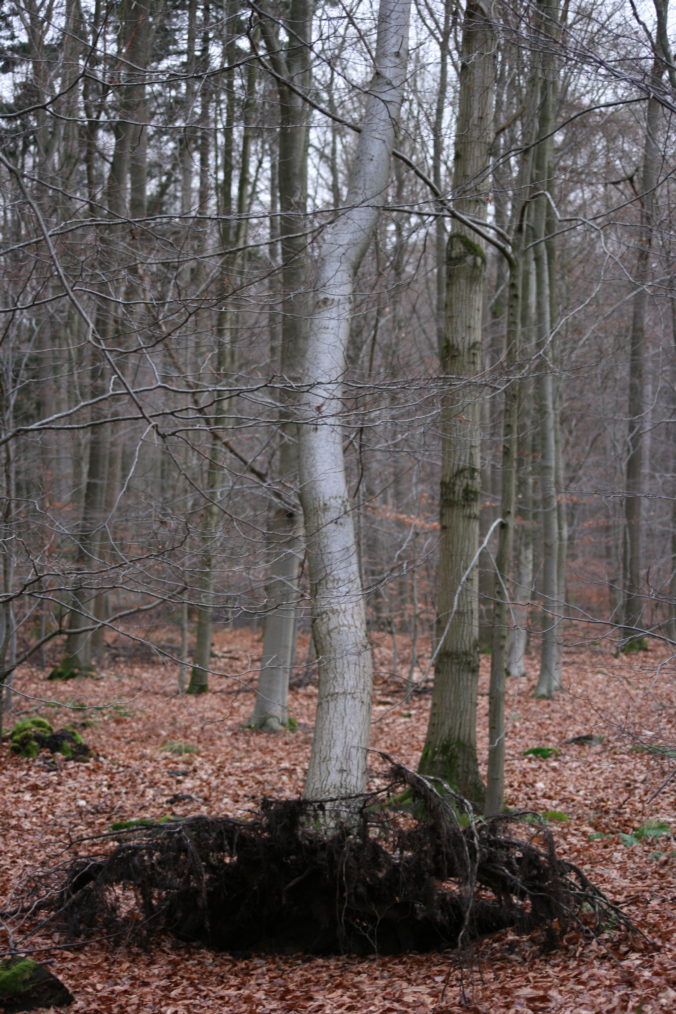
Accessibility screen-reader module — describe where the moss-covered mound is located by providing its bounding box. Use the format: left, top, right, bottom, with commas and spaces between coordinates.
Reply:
8, 717, 92, 761
47, 657, 95, 681
39, 759, 636, 956
0, 956, 73, 1011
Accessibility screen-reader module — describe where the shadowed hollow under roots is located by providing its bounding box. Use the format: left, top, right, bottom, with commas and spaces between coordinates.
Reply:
39, 761, 635, 956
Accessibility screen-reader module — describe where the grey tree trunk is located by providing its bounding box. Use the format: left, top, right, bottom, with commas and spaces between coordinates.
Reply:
533, 223, 560, 696
486, 241, 521, 815
433, 1, 454, 357
418, 0, 496, 807
251, 0, 313, 731
530, 0, 562, 699
503, 36, 544, 682
621, 51, 664, 650
301, 0, 411, 813
188, 9, 256, 693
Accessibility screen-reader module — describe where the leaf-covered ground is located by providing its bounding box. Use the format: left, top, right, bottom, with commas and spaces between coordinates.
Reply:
1, 631, 674, 1013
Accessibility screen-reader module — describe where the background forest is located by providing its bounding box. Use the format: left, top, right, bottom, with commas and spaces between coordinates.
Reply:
0, 0, 674, 794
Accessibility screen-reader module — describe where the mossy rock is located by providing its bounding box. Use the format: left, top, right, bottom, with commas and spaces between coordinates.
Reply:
10, 717, 53, 737
8, 718, 55, 759
8, 717, 92, 762
619, 636, 649, 655
0, 956, 73, 1011
47, 657, 96, 681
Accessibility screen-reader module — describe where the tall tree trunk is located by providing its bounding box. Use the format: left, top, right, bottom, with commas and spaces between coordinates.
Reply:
0, 386, 17, 732
301, 0, 411, 813
486, 240, 521, 815
433, 0, 454, 357
533, 225, 560, 696
418, 0, 496, 807
504, 38, 543, 681
530, 0, 562, 699
620, 53, 664, 650
251, 0, 313, 730
188, 6, 255, 692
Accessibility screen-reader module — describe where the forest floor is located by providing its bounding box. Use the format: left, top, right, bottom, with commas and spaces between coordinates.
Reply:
0, 629, 674, 1013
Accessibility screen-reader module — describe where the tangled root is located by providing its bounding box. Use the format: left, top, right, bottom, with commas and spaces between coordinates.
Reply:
33, 759, 636, 955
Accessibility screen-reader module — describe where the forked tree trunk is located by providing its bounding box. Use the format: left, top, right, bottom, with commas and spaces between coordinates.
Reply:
301, 0, 411, 812
418, 0, 496, 807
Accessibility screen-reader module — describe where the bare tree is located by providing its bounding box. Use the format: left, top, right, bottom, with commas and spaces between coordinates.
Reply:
250, 0, 313, 729
418, 0, 496, 806
620, 0, 669, 651
301, 0, 412, 813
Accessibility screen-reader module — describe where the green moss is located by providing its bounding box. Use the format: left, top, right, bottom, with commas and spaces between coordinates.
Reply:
522, 746, 560, 759
186, 672, 209, 695
446, 232, 486, 268
8, 716, 90, 761
161, 742, 197, 756
385, 787, 415, 811
109, 815, 173, 832
9, 717, 54, 757
418, 738, 485, 808
632, 819, 671, 841
11, 716, 53, 735
47, 657, 96, 680
619, 636, 649, 654
631, 742, 676, 759
0, 958, 40, 997
62, 724, 84, 741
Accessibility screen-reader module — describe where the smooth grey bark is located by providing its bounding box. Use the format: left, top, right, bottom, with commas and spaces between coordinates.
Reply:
506, 250, 536, 680
251, 0, 313, 731
301, 0, 411, 812
433, 0, 454, 357
530, 0, 562, 699
501, 24, 540, 682
533, 228, 560, 696
418, 0, 496, 807
188, 6, 257, 693
486, 236, 522, 815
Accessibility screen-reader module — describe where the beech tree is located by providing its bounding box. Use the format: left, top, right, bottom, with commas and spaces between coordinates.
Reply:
418, 0, 496, 806
530, 0, 563, 698
250, 0, 313, 729
300, 0, 412, 811
620, 0, 670, 651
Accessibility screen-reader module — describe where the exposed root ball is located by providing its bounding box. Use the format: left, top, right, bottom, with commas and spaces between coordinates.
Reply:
41, 761, 634, 956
